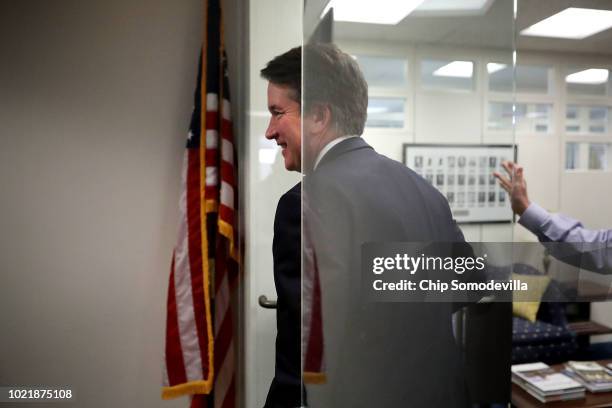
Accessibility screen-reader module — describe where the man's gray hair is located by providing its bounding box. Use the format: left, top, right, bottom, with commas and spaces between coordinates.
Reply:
303, 44, 369, 136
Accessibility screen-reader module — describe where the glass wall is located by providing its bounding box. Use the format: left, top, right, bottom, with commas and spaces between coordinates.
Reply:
294, 1, 612, 408
302, 1, 515, 406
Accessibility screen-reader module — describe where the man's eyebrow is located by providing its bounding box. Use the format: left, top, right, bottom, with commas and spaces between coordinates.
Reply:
268, 104, 281, 112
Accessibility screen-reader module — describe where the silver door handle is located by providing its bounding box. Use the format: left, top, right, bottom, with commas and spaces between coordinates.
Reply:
258, 295, 277, 309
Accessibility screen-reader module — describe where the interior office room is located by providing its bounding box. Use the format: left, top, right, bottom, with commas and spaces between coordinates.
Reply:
2, 0, 612, 407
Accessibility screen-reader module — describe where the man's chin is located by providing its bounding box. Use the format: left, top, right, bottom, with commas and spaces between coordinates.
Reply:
284, 161, 301, 172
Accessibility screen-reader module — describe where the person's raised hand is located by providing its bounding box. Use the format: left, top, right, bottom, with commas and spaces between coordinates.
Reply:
493, 161, 530, 215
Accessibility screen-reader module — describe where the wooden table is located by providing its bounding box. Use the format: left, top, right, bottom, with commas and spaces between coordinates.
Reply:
512, 359, 612, 408
567, 321, 612, 337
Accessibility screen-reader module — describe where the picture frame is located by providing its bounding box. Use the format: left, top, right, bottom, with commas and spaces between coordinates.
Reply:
402, 143, 518, 224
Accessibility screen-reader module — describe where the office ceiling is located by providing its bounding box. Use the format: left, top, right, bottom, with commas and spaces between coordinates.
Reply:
333, 0, 612, 56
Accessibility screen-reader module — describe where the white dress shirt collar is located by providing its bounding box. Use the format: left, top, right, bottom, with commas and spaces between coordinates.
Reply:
313, 135, 359, 170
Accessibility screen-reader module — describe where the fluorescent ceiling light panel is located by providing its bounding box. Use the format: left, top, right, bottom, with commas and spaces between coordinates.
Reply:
322, 0, 426, 25
367, 107, 389, 114
520, 8, 612, 39
565, 68, 609, 84
415, 0, 490, 12
433, 61, 473, 78
487, 63, 507, 74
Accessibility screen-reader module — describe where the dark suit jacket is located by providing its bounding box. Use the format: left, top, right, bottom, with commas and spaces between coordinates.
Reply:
304, 137, 470, 407
264, 183, 302, 408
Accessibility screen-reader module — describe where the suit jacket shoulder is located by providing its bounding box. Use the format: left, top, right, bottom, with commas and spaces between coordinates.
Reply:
308, 138, 462, 242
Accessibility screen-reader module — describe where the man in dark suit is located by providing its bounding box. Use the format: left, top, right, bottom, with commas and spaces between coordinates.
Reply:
264, 183, 301, 408
260, 48, 303, 408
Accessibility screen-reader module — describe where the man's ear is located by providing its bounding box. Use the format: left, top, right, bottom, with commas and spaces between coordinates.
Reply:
306, 103, 332, 134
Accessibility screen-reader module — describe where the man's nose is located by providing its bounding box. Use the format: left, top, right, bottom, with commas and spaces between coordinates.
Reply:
265, 120, 276, 140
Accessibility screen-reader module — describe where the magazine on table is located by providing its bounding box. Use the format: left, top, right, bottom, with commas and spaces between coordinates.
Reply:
565, 361, 612, 393
512, 362, 585, 402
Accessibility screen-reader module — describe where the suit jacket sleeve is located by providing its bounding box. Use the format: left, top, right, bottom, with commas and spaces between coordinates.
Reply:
273, 187, 301, 304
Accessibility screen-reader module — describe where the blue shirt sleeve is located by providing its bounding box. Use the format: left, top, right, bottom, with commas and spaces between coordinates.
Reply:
518, 203, 612, 273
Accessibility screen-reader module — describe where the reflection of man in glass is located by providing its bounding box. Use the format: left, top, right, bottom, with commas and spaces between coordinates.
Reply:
302, 43, 472, 407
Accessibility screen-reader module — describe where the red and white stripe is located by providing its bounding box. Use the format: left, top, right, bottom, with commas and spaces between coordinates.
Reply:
210, 84, 238, 408
205, 93, 220, 204
163, 143, 214, 395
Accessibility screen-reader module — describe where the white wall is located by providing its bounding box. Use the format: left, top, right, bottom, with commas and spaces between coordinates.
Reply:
0, 0, 228, 406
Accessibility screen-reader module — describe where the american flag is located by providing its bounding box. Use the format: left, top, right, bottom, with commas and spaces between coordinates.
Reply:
162, 0, 239, 406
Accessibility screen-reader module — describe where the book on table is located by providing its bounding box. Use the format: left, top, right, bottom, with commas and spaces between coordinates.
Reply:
512, 362, 585, 403
564, 361, 612, 393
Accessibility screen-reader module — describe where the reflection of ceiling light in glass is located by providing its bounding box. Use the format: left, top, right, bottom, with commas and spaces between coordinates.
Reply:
565, 68, 609, 84
520, 8, 612, 39
433, 61, 473, 78
322, 0, 426, 25
487, 63, 507, 74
